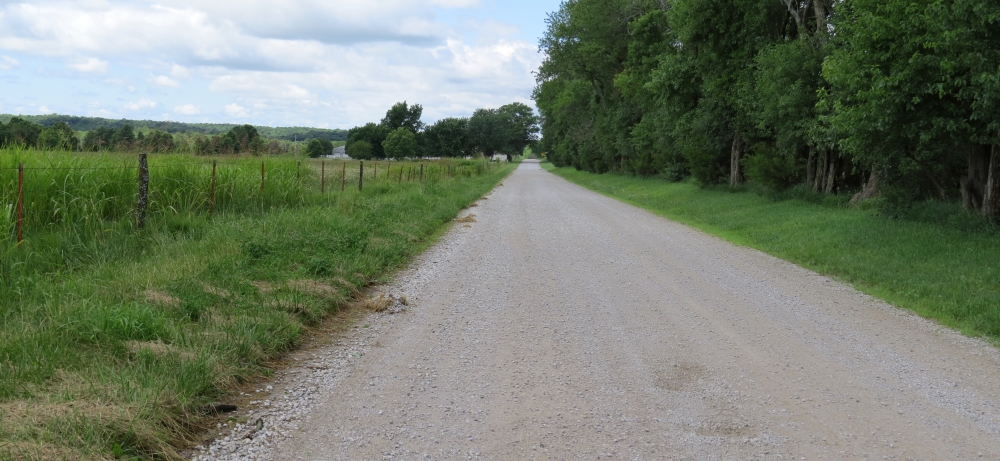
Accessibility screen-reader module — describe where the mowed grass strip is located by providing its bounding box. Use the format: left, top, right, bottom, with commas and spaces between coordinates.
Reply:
0, 151, 512, 460
543, 163, 1000, 345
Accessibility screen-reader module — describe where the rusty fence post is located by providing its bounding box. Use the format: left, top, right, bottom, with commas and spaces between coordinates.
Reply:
209, 160, 217, 217
341, 163, 346, 191
16, 162, 24, 243
137, 153, 149, 230
359, 161, 364, 191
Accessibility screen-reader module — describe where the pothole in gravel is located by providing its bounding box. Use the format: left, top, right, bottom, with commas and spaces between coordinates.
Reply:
654, 361, 709, 391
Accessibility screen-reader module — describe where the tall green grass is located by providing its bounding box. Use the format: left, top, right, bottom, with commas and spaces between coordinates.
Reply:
0, 148, 508, 460
544, 163, 1000, 344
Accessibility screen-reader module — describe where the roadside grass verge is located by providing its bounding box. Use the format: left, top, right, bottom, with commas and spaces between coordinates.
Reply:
0, 150, 512, 460
542, 163, 1000, 346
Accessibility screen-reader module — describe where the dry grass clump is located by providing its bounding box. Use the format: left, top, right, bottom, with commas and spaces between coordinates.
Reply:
0, 441, 104, 461
362, 294, 393, 312
288, 279, 339, 299
124, 341, 197, 361
201, 283, 231, 298
143, 289, 181, 307
250, 281, 277, 294
455, 214, 477, 223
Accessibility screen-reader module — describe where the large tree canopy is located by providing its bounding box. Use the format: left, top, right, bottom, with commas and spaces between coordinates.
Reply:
533, 0, 1000, 221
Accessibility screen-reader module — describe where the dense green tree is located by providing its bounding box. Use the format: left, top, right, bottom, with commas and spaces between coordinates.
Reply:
223, 124, 262, 154
83, 126, 116, 151
142, 130, 176, 153
382, 127, 418, 159
381, 101, 425, 134
346, 140, 373, 160
38, 122, 78, 151
111, 124, 136, 150
2, 117, 43, 148
423, 117, 471, 157
305, 138, 334, 158
347, 123, 388, 159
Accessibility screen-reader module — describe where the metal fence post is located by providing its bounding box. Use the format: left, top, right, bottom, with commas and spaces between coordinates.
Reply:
137, 153, 149, 230
16, 163, 24, 243
209, 160, 217, 217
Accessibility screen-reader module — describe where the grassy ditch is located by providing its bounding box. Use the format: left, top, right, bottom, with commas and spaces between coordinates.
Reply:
543, 163, 1000, 346
0, 149, 512, 460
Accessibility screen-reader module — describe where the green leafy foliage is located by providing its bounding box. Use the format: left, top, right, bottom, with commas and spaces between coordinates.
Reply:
305, 137, 334, 158
382, 127, 418, 159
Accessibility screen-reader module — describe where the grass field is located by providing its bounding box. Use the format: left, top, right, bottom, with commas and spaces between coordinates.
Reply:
0, 148, 511, 460
543, 163, 1000, 346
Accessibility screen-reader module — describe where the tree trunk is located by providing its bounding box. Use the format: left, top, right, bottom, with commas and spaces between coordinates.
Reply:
729, 131, 744, 186
814, 0, 827, 33
961, 145, 990, 212
983, 144, 1000, 221
824, 149, 838, 194
850, 170, 881, 205
813, 149, 827, 193
806, 147, 816, 187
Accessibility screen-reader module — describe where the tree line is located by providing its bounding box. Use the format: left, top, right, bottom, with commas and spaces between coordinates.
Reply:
534, 0, 1000, 220
346, 101, 540, 161
0, 117, 338, 156
0, 114, 348, 142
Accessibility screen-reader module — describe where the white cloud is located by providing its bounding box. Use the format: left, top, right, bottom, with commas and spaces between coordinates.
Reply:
0, 55, 19, 70
0, 0, 546, 127
123, 99, 156, 111
174, 103, 200, 115
38, 105, 52, 114
68, 57, 108, 73
170, 64, 190, 79
225, 103, 249, 118
152, 75, 179, 87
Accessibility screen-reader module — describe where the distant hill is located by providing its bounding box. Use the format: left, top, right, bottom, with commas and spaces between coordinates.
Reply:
0, 114, 348, 142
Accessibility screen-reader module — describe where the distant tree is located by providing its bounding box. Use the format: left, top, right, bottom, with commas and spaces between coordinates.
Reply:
223, 124, 261, 154
3, 117, 43, 148
346, 140, 373, 159
305, 138, 334, 158
382, 127, 417, 159
423, 117, 471, 157
497, 102, 540, 161
143, 130, 176, 153
347, 122, 388, 158
111, 124, 136, 150
467, 108, 506, 158
83, 126, 116, 151
380, 101, 425, 134
38, 122, 78, 151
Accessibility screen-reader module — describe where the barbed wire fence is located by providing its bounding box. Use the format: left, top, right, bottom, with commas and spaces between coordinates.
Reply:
2, 154, 498, 245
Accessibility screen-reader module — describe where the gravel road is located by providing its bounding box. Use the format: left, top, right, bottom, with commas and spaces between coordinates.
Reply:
193, 160, 1000, 460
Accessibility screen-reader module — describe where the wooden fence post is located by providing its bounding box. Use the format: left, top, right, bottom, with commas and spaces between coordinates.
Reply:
420, 164, 424, 181
16, 163, 23, 243
209, 160, 217, 217
359, 161, 364, 191
342, 163, 346, 191
137, 153, 149, 230
321, 161, 326, 193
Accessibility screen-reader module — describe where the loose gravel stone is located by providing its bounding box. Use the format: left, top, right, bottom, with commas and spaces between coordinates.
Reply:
191, 160, 1000, 460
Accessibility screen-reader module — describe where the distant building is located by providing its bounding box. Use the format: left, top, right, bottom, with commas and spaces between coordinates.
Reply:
326, 145, 349, 159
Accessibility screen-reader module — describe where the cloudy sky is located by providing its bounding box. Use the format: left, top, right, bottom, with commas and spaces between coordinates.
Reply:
0, 0, 560, 128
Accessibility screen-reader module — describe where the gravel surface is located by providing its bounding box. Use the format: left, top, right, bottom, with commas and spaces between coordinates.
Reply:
191, 160, 1000, 460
